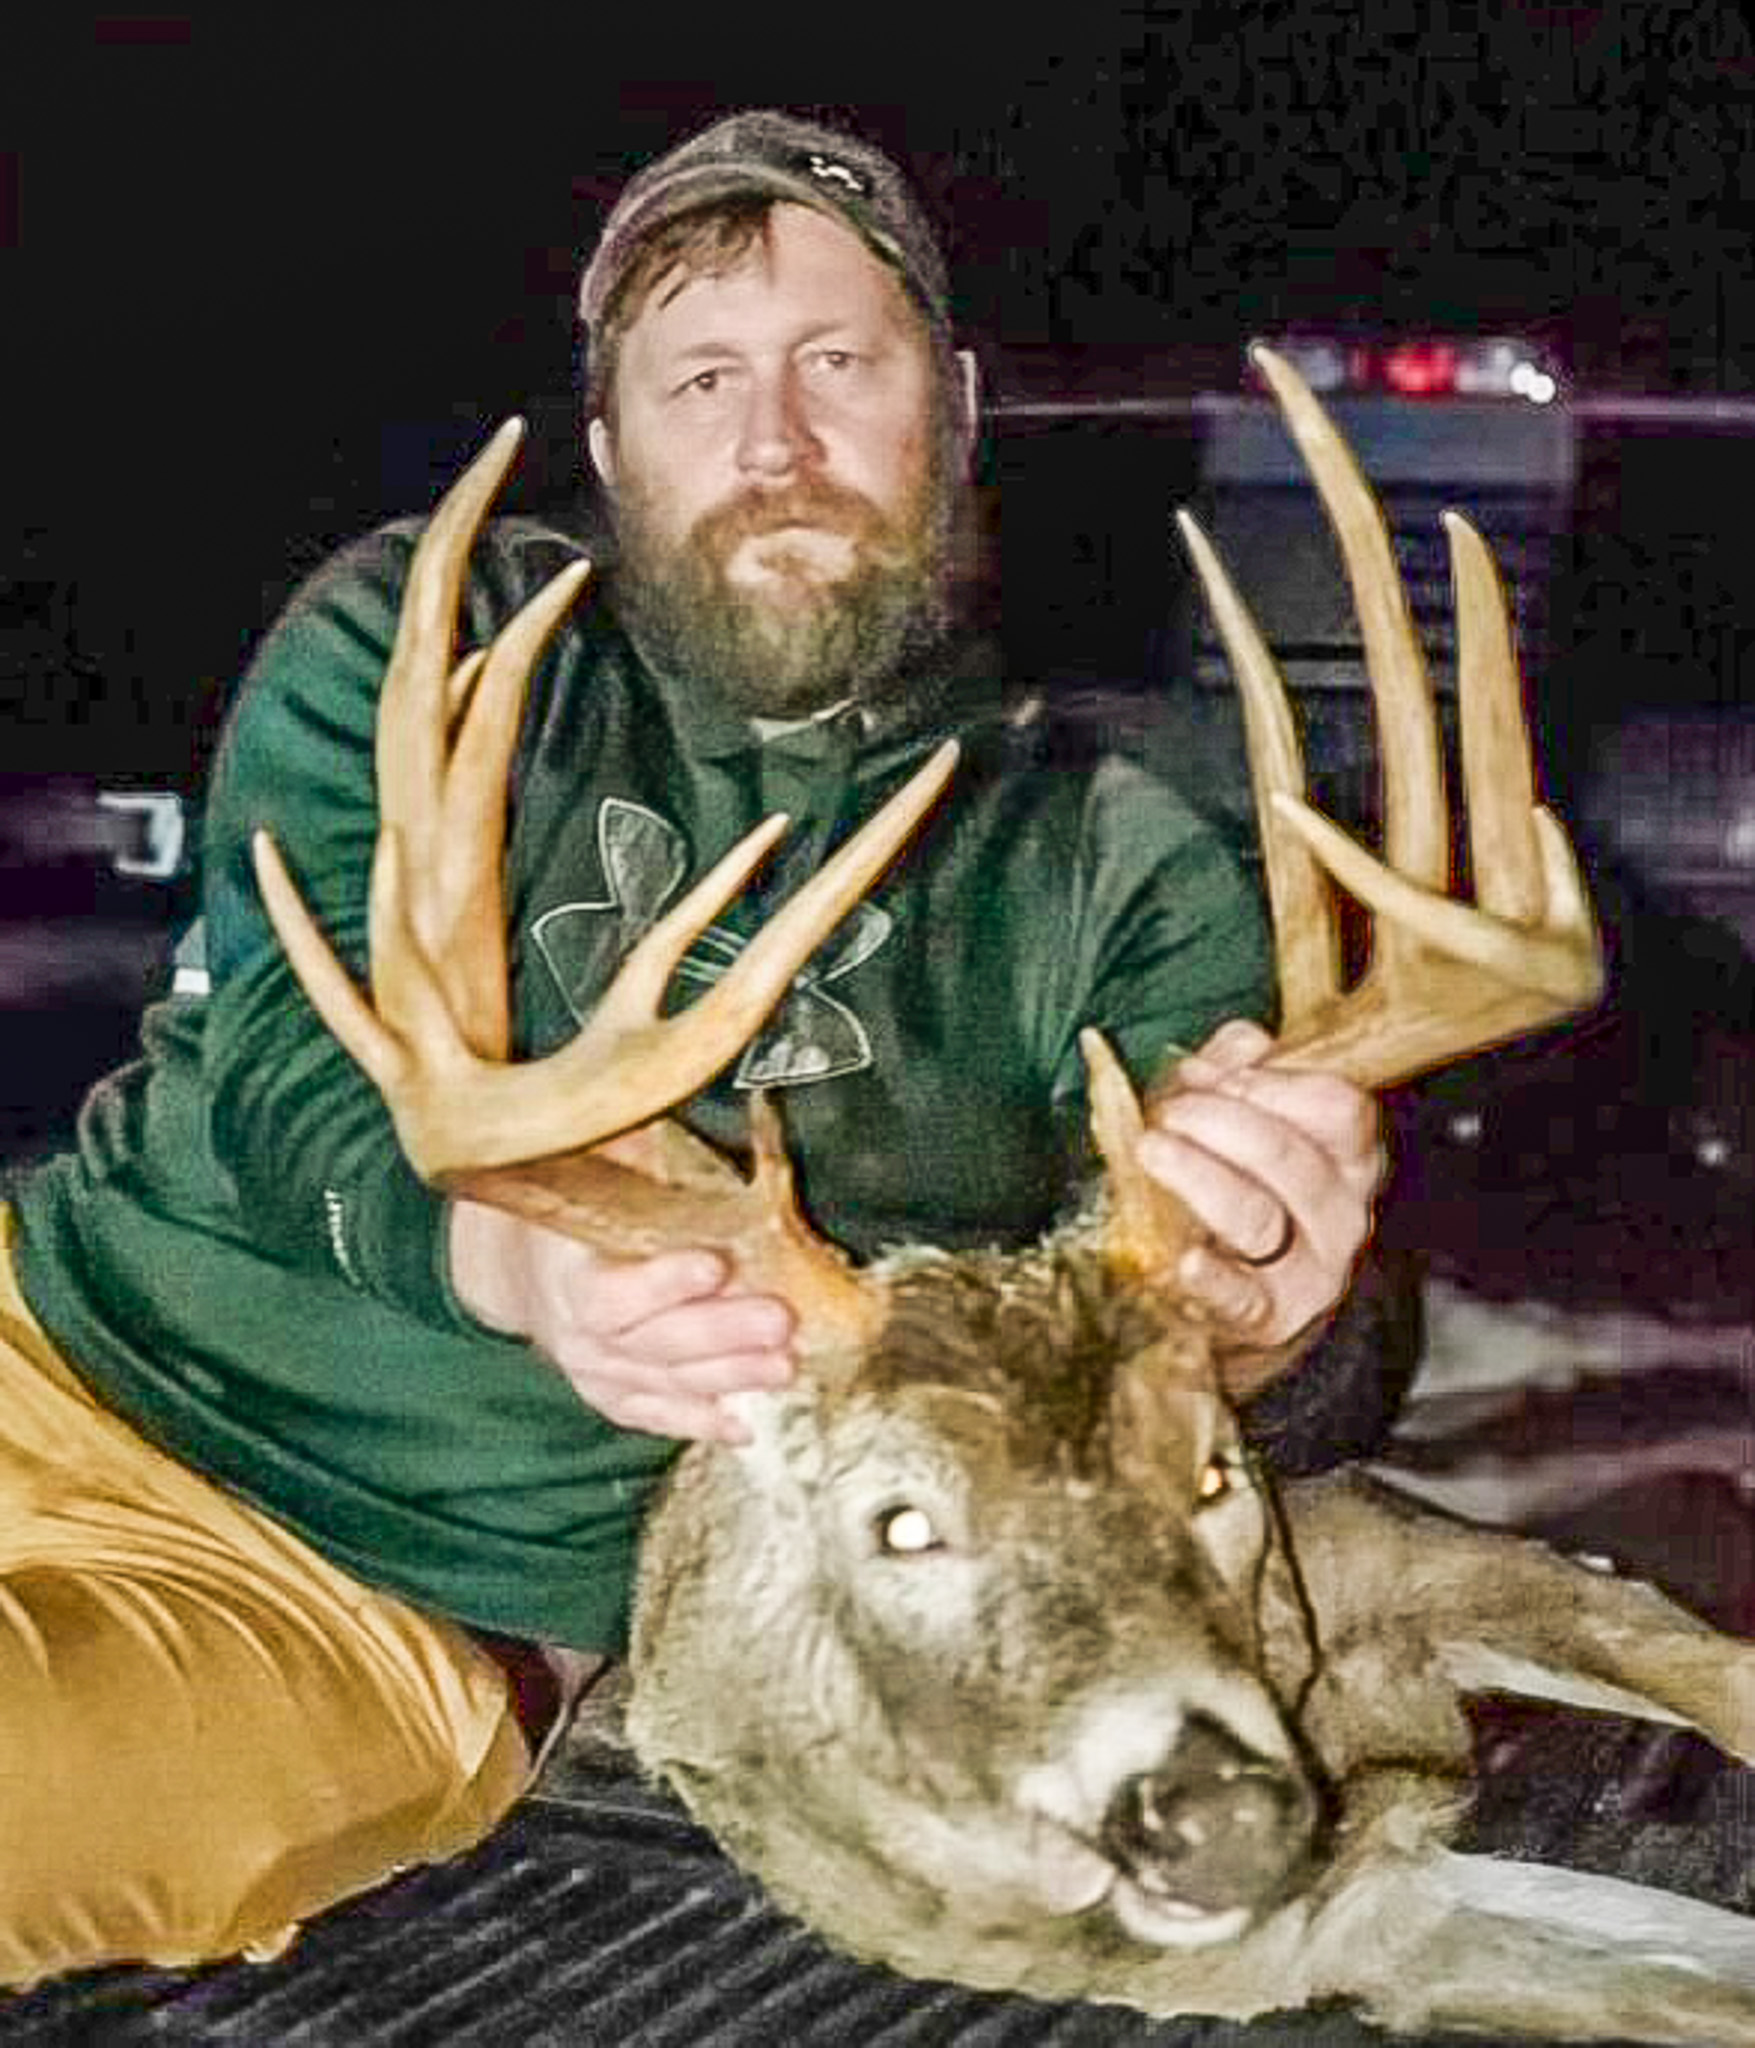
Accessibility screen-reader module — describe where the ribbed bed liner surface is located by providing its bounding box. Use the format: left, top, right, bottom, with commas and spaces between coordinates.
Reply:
2, 1733, 1747, 2048
0, 1771, 1397, 2048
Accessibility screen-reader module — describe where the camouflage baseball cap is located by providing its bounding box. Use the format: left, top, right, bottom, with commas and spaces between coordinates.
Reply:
579, 109, 951, 340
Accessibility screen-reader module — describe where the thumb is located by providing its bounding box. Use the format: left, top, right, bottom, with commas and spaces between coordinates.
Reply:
1189, 1018, 1276, 1075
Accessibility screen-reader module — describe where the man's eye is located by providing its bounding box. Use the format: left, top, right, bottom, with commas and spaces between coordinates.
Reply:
813, 349, 859, 374
686, 369, 722, 394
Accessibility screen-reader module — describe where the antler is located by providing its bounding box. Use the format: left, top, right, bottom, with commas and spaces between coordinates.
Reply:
1094, 343, 1603, 1285
252, 418, 954, 1345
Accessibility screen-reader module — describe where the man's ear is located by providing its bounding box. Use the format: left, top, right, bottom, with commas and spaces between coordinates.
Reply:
953, 348, 980, 459
587, 415, 617, 490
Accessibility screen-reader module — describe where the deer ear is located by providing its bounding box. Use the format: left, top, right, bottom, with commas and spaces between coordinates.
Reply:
1110, 1336, 1224, 1498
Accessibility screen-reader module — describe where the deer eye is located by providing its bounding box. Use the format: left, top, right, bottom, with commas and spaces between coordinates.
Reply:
876, 1505, 944, 1555
1196, 1455, 1240, 1507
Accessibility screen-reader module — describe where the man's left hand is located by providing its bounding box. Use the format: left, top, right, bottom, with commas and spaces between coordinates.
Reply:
1135, 1019, 1384, 1353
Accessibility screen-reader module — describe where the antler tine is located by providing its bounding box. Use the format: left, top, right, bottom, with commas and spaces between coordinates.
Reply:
1445, 510, 1545, 926
253, 417, 961, 1183
1255, 366, 1600, 1080
376, 419, 598, 1059
1082, 1026, 1192, 1292
588, 739, 962, 1054
1247, 343, 1447, 986
458, 1091, 890, 1363
411, 555, 593, 1056
255, 415, 590, 1088
375, 417, 527, 874
1174, 510, 1341, 1030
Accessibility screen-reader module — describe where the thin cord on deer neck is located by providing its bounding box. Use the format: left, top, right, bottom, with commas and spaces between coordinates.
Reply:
1246, 1443, 1326, 1729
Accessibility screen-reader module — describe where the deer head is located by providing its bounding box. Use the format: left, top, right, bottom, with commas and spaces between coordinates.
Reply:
255, 349, 1607, 1995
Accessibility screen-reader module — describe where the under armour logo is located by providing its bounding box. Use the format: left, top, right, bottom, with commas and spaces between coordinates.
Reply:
801, 151, 870, 197
531, 798, 890, 1089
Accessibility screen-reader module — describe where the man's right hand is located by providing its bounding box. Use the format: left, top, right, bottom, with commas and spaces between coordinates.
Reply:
447, 1198, 795, 1445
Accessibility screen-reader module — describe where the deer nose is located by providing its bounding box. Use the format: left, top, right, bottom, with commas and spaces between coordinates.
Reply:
1098, 1714, 1319, 1915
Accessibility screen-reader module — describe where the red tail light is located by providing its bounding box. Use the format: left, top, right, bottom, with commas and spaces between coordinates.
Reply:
1381, 340, 1460, 397
1247, 336, 1561, 404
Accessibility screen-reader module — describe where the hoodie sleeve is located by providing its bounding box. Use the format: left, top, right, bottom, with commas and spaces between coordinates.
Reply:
196, 521, 473, 1326
1047, 754, 1276, 1109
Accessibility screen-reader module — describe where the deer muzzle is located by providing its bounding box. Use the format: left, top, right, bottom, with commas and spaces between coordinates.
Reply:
1098, 1713, 1319, 1927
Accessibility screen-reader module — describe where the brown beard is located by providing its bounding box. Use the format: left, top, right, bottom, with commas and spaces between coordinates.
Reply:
607, 459, 958, 721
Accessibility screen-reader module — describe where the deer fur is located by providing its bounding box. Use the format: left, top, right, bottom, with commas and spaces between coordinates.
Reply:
627, 1241, 1755, 2044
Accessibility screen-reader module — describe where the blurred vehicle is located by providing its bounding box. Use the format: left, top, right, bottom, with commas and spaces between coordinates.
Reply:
0, 777, 193, 1167
983, 334, 1753, 935
980, 333, 1755, 1319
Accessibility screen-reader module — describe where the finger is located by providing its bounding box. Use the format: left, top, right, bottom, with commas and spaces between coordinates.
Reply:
572, 1343, 793, 1403
1141, 1122, 1296, 1266
603, 1290, 795, 1365
566, 1246, 732, 1336
588, 1382, 755, 1447
1176, 1241, 1277, 1339
666, 1348, 798, 1397
1180, 1018, 1275, 1081
1150, 1080, 1379, 1212
1144, 1084, 1349, 1232
1188, 1063, 1379, 1170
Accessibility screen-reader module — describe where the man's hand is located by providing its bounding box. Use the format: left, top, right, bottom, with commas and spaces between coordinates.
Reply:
448, 1199, 794, 1445
1137, 1019, 1384, 1353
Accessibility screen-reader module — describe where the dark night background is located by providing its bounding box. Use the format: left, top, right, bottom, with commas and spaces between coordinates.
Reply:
2, 12, 1755, 2041
5, 1, 1755, 795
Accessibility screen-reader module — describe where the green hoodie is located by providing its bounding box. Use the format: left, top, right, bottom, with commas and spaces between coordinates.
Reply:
11, 515, 1271, 1651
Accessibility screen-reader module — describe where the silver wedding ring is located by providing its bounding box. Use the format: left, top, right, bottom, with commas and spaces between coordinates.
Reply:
1238, 1209, 1296, 1269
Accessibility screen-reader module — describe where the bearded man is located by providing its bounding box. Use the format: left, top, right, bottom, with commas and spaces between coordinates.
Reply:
0, 111, 1380, 1985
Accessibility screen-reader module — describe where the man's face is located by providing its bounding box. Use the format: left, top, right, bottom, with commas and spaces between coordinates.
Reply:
590, 203, 964, 719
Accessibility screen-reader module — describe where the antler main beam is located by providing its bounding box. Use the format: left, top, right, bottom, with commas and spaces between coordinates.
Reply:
1092, 346, 1603, 1303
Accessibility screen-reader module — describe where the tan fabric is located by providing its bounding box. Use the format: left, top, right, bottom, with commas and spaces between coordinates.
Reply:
0, 1206, 532, 1989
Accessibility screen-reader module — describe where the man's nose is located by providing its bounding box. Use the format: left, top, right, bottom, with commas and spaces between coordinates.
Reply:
736, 370, 819, 478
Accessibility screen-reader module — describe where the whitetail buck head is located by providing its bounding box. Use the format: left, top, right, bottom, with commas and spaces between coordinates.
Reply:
255, 357, 1755, 2038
